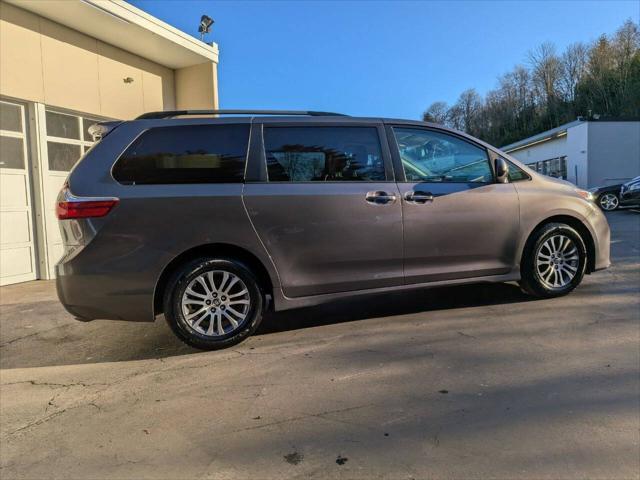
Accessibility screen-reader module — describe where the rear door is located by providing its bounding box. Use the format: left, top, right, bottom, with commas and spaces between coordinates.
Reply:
388, 125, 520, 284
243, 121, 403, 297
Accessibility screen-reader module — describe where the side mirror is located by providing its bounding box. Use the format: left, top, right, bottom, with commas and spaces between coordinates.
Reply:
495, 157, 509, 183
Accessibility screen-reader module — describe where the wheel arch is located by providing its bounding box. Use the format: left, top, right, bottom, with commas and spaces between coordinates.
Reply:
521, 215, 596, 274
153, 243, 275, 315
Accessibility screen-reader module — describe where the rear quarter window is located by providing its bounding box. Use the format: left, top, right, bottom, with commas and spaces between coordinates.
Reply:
113, 124, 249, 185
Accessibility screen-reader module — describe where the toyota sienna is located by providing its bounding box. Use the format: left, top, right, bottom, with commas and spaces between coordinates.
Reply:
55, 110, 611, 350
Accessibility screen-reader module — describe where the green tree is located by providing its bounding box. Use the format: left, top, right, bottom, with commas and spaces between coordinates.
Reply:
425, 19, 640, 146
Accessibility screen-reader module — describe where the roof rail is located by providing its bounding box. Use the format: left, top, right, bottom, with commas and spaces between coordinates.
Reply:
135, 110, 348, 120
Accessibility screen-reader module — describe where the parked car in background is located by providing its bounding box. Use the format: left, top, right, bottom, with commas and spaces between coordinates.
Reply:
55, 110, 611, 350
590, 177, 640, 211
589, 182, 626, 211
619, 176, 640, 208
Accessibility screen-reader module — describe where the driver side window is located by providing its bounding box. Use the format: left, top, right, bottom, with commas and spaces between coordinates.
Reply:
394, 128, 493, 183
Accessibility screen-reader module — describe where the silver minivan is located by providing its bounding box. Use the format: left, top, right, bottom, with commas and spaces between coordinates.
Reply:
55, 110, 610, 350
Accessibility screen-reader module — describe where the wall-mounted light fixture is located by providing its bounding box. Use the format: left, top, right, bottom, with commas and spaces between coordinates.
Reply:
123, 77, 134, 84
198, 15, 214, 41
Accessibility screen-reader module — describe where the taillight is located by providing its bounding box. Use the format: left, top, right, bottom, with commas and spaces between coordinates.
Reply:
56, 185, 119, 220
56, 200, 119, 219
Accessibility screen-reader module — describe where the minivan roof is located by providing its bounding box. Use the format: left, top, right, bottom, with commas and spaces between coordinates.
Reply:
134, 109, 437, 128
136, 110, 349, 119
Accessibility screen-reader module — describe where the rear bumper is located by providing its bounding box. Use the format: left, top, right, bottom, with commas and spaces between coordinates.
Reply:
55, 240, 162, 322
56, 266, 156, 322
55, 278, 117, 321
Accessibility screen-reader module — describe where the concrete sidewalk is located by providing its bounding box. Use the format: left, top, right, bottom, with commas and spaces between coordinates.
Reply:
1, 211, 638, 479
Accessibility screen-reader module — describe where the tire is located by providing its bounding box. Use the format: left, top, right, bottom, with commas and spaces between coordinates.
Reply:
519, 223, 587, 298
163, 257, 264, 350
598, 192, 619, 211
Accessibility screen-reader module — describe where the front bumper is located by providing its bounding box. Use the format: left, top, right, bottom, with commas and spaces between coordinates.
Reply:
585, 204, 611, 271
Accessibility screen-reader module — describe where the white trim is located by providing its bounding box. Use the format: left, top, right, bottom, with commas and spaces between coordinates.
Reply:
34, 102, 53, 279
0, 130, 25, 139
110, 0, 218, 55
4, 0, 219, 69
46, 137, 91, 147
504, 131, 567, 154
79, 0, 132, 25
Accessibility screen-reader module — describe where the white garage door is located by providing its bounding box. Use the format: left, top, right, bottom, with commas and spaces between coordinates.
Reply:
38, 107, 100, 279
0, 100, 37, 286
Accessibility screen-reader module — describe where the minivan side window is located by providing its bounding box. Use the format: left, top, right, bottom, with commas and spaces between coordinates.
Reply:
113, 124, 249, 185
394, 128, 493, 183
264, 127, 386, 182
506, 160, 531, 182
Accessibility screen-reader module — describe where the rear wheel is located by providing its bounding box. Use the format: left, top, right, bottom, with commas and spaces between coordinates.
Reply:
519, 223, 587, 298
598, 192, 619, 211
163, 257, 263, 350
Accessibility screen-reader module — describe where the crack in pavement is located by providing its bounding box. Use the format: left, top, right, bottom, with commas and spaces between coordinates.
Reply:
0, 324, 66, 348
2, 380, 108, 388
226, 403, 376, 435
2, 334, 352, 440
7, 409, 69, 435
457, 331, 478, 339
5, 394, 106, 436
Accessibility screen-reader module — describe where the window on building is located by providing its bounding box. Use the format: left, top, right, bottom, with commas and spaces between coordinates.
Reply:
264, 127, 386, 182
113, 124, 249, 185
44, 109, 101, 172
394, 128, 493, 183
0, 101, 26, 170
526, 156, 567, 180
0, 101, 23, 133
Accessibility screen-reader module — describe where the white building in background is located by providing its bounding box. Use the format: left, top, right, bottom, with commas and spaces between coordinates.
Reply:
0, 0, 220, 286
502, 119, 640, 189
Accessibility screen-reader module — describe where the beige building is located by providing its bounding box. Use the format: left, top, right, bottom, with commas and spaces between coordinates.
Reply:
0, 0, 219, 285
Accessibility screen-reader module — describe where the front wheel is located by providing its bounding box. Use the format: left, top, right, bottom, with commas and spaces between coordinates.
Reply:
163, 257, 264, 350
598, 192, 619, 211
519, 223, 587, 298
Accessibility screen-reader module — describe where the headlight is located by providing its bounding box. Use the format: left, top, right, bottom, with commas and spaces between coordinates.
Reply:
575, 189, 595, 202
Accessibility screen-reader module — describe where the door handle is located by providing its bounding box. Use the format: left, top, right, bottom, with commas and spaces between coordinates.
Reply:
365, 191, 397, 205
404, 190, 434, 204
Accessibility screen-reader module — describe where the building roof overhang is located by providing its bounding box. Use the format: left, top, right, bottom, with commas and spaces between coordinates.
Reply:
4, 0, 218, 69
501, 118, 640, 153
501, 119, 584, 153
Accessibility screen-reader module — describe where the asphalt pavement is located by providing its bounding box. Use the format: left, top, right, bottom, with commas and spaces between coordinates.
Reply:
1, 210, 638, 479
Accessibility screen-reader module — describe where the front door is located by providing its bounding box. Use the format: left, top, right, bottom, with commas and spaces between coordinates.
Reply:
389, 126, 520, 284
243, 124, 403, 297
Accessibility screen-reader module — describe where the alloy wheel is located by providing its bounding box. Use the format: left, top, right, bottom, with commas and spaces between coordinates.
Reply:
181, 270, 251, 337
599, 193, 619, 211
535, 235, 580, 289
